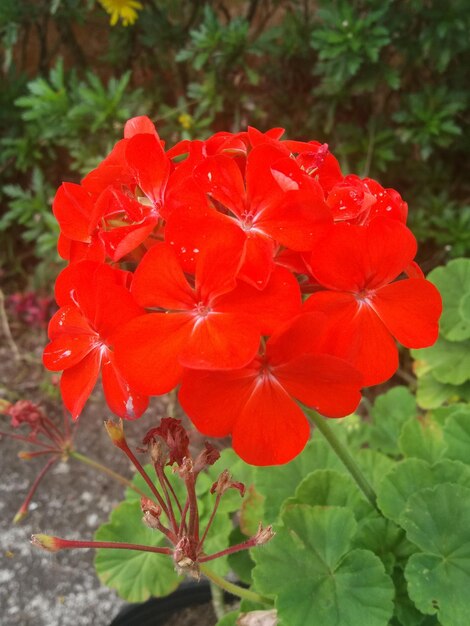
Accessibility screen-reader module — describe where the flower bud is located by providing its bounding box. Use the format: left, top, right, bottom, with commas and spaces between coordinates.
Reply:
31, 534, 62, 552
193, 442, 220, 475
253, 523, 275, 546
140, 497, 163, 530
104, 419, 126, 448
210, 469, 245, 497
143, 417, 190, 466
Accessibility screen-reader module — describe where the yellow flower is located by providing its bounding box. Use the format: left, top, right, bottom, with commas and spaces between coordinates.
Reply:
178, 113, 194, 130
98, 0, 143, 27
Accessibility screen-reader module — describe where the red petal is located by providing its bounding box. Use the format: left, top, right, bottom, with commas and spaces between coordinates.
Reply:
304, 291, 398, 386
266, 312, 330, 364
113, 313, 189, 395
125, 134, 171, 208
260, 187, 332, 251
196, 233, 245, 303
311, 218, 417, 292
194, 154, 246, 219
216, 266, 302, 335
164, 202, 243, 274
47, 305, 94, 340
372, 279, 442, 348
238, 232, 275, 290
43, 334, 97, 371
179, 312, 260, 370
53, 183, 94, 243
274, 353, 362, 417
179, 367, 257, 437
131, 242, 195, 310
101, 216, 158, 261
179, 363, 310, 465
232, 376, 310, 465
57, 262, 143, 342
124, 116, 157, 138
101, 352, 149, 419
82, 139, 134, 196
60, 350, 101, 419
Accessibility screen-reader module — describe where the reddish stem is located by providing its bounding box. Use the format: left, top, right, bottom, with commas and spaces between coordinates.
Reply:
0, 430, 58, 449
155, 465, 179, 535
199, 537, 259, 563
19, 449, 60, 459
38, 423, 63, 448
14, 455, 59, 522
198, 491, 222, 549
118, 440, 170, 518
41, 414, 65, 441
179, 498, 189, 536
163, 471, 183, 517
185, 473, 200, 542
32, 536, 173, 555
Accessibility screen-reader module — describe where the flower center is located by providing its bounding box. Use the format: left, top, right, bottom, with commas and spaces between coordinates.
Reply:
194, 302, 211, 318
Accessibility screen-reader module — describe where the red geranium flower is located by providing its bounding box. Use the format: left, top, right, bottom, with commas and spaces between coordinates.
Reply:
179, 313, 363, 466
305, 218, 442, 385
43, 261, 148, 419
113, 237, 302, 396
166, 143, 331, 289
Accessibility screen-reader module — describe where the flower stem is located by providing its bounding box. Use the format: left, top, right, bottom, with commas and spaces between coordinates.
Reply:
305, 409, 378, 510
14, 455, 59, 523
69, 450, 148, 499
199, 564, 272, 606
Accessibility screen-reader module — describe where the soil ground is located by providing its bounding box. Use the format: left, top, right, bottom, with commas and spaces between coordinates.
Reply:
0, 322, 218, 626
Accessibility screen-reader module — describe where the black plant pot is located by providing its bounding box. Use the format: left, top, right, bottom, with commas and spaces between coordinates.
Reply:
110, 581, 213, 626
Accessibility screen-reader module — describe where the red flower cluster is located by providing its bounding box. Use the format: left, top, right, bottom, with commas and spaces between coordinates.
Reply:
43, 117, 442, 465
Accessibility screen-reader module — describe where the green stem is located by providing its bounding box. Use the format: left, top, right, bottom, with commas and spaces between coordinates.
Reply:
69, 450, 148, 499
199, 564, 272, 606
305, 409, 378, 510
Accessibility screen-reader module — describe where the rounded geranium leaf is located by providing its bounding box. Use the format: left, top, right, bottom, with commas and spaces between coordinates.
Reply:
94, 500, 181, 602
398, 414, 446, 464
254, 439, 345, 522
292, 469, 372, 521
252, 505, 394, 626
377, 458, 470, 524
377, 458, 436, 524
443, 406, 470, 463
368, 386, 417, 455
426, 258, 470, 341
412, 337, 470, 386
403, 484, 470, 626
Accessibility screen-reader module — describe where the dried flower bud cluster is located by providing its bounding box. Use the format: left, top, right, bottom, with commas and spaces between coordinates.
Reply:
1, 399, 74, 522
32, 416, 275, 577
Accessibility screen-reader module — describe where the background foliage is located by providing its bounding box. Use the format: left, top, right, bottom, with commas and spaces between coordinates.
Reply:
1, 0, 469, 286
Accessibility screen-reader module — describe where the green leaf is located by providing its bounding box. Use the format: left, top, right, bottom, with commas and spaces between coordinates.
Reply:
215, 612, 238, 626
403, 484, 470, 626
427, 259, 470, 341
414, 369, 470, 409
368, 386, 417, 455
94, 500, 181, 602
399, 414, 446, 463
355, 448, 395, 490
353, 516, 406, 574
412, 337, 470, 386
227, 527, 254, 585
254, 438, 344, 522
239, 484, 265, 537
377, 458, 470, 524
290, 469, 372, 521
252, 505, 394, 626
443, 405, 470, 463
